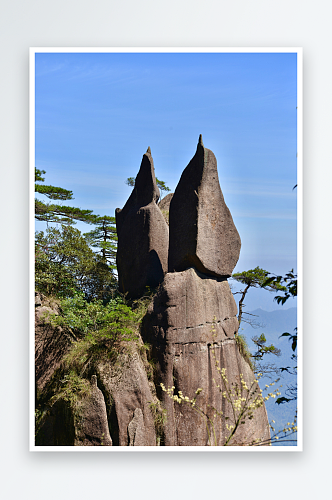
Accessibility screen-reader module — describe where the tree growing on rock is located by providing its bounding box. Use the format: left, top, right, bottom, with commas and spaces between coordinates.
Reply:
232, 267, 287, 327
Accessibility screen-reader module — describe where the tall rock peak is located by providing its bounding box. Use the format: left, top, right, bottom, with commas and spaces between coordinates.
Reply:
168, 138, 241, 277
134, 149, 160, 206
115, 149, 169, 299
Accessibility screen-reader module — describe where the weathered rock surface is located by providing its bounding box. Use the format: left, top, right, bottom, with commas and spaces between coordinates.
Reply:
168, 135, 241, 277
158, 192, 173, 212
79, 375, 113, 446
36, 376, 113, 446
116, 148, 169, 298
96, 349, 157, 446
158, 192, 173, 225
35, 295, 157, 446
142, 268, 270, 446
35, 399, 76, 446
128, 408, 146, 446
35, 292, 75, 393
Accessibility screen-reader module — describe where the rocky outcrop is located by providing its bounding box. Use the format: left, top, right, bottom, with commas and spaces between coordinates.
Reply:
35, 136, 270, 447
116, 148, 169, 299
35, 292, 156, 446
142, 268, 270, 446
79, 375, 113, 446
168, 135, 241, 277
35, 292, 75, 393
158, 193, 173, 212
140, 136, 270, 446
96, 349, 157, 446
128, 408, 146, 446
36, 375, 113, 446
158, 192, 173, 225
35, 326, 157, 446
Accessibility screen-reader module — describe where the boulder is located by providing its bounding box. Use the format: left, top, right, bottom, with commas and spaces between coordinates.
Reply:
116, 148, 169, 299
142, 268, 271, 446
168, 135, 241, 278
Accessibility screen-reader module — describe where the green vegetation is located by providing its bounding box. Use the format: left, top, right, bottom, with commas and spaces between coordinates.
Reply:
35, 224, 114, 299
35, 168, 95, 225
35, 170, 297, 445
52, 293, 141, 353
233, 267, 298, 410
35, 292, 153, 442
235, 333, 253, 369
84, 216, 117, 271
232, 267, 287, 327
35, 170, 159, 442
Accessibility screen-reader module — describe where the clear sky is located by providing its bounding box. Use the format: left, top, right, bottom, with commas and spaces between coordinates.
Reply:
34, 50, 298, 309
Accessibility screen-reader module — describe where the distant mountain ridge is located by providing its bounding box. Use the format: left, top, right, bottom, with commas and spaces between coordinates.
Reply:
242, 307, 297, 337
239, 307, 298, 446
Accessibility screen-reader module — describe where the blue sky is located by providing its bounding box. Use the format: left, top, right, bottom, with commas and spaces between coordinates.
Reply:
35, 51, 298, 310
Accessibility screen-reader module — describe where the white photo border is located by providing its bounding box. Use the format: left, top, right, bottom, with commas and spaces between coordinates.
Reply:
29, 46, 303, 452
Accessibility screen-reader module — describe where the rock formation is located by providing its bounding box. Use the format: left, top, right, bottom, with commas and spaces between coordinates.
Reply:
158, 192, 173, 212
168, 135, 241, 277
142, 268, 270, 446
141, 136, 270, 446
35, 292, 75, 393
95, 350, 157, 446
115, 148, 169, 299
128, 408, 146, 446
79, 375, 113, 446
35, 293, 156, 446
158, 192, 173, 225
35, 136, 270, 447
35, 375, 113, 446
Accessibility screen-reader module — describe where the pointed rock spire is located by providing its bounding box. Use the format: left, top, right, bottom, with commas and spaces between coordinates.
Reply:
115, 148, 169, 299
168, 137, 241, 277
116, 149, 159, 234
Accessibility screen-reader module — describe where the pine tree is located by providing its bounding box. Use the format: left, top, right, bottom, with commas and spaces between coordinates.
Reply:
35, 168, 95, 225
84, 215, 117, 271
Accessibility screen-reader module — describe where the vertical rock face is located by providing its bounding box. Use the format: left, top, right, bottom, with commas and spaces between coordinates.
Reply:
35, 136, 270, 447
80, 375, 113, 446
141, 137, 270, 446
116, 148, 169, 299
168, 135, 241, 277
128, 408, 146, 446
96, 350, 157, 446
158, 192, 173, 225
35, 376, 113, 446
142, 268, 270, 446
35, 292, 74, 393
